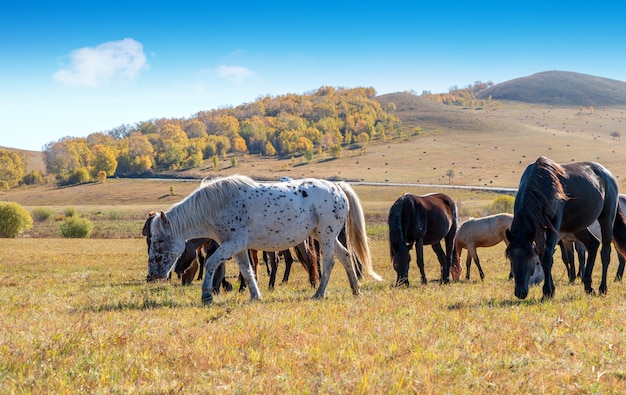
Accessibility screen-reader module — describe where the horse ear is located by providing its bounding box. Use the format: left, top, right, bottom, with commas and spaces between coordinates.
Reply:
505, 229, 513, 243
160, 211, 168, 225
141, 211, 156, 236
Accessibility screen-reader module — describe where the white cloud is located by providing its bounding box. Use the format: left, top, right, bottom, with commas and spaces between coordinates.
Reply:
216, 65, 257, 84
53, 38, 149, 88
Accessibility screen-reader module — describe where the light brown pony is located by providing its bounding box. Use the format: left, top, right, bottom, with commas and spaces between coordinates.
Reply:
452, 213, 513, 281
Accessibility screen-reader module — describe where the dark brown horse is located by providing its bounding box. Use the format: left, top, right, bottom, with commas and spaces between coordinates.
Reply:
388, 193, 458, 286
506, 157, 626, 299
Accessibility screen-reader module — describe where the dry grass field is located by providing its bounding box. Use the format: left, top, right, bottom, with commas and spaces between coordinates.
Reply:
3, 98, 626, 393
2, 236, 626, 393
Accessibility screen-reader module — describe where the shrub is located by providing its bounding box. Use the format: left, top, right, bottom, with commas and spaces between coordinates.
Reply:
59, 216, 93, 238
0, 202, 33, 238
66, 167, 90, 185
488, 195, 515, 214
64, 207, 78, 217
31, 207, 54, 222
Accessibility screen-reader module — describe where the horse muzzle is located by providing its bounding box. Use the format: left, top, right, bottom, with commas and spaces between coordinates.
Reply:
146, 273, 168, 282
514, 286, 529, 299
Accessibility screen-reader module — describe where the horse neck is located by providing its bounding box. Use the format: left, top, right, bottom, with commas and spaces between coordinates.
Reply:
166, 203, 207, 241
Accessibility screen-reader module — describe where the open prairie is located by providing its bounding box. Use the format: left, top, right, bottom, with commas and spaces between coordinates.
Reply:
3, 99, 626, 393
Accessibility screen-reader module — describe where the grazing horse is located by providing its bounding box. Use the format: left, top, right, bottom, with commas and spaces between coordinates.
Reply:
144, 175, 381, 304
453, 213, 513, 281
388, 193, 458, 286
262, 237, 319, 289
505, 156, 626, 299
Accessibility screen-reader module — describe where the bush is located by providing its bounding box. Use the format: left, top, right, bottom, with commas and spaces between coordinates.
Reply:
64, 207, 78, 217
59, 216, 93, 238
0, 202, 33, 238
31, 207, 54, 222
488, 195, 515, 214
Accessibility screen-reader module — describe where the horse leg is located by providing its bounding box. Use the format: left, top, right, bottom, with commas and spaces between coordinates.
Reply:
469, 248, 485, 281
212, 261, 226, 295
266, 251, 278, 290
229, 250, 261, 302
313, 238, 348, 299
280, 249, 294, 284
238, 272, 247, 292
182, 260, 198, 286
541, 231, 559, 299
598, 222, 614, 295
295, 240, 317, 287
615, 253, 626, 281
465, 253, 472, 280
415, 241, 427, 284
261, 250, 271, 276
432, 242, 449, 284
578, 229, 600, 294
334, 237, 361, 295
196, 247, 207, 281
558, 240, 576, 284
201, 249, 234, 304
575, 240, 586, 279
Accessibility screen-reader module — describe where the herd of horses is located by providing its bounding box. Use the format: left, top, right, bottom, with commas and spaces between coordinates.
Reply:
143, 156, 626, 304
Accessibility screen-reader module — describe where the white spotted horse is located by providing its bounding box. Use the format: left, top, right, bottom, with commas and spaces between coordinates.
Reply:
144, 175, 381, 305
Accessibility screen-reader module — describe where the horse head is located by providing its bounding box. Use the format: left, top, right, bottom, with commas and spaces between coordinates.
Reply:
391, 243, 412, 286
505, 229, 537, 299
145, 211, 185, 282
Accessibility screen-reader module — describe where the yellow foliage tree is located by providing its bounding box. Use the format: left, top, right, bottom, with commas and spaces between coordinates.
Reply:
0, 150, 26, 189
91, 144, 118, 177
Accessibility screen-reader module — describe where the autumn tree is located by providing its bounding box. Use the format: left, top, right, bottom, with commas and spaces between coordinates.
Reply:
154, 122, 189, 169
232, 136, 248, 154
91, 144, 118, 177
43, 138, 92, 183
0, 150, 26, 190
183, 119, 208, 139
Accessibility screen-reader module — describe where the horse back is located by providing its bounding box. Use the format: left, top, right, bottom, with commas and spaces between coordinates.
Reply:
404, 193, 456, 245
560, 161, 618, 232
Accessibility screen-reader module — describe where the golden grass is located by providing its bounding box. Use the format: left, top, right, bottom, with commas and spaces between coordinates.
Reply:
2, 236, 626, 393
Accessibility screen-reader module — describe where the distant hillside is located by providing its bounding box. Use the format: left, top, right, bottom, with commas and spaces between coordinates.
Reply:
476, 71, 626, 106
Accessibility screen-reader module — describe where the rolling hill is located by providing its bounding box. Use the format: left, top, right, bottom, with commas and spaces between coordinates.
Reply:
4, 71, 626, 190
475, 70, 626, 106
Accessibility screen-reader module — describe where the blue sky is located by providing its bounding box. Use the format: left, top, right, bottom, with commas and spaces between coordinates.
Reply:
2, 1, 626, 151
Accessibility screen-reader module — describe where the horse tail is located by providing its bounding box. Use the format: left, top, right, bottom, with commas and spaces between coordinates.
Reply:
448, 199, 462, 280
388, 195, 411, 269
338, 182, 382, 281
612, 207, 626, 258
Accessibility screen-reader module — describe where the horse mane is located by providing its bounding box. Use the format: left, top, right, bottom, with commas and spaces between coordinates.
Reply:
512, 156, 568, 236
165, 175, 258, 238
388, 194, 410, 260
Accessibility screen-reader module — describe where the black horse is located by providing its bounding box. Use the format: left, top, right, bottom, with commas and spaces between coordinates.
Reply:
506, 156, 626, 299
388, 193, 458, 286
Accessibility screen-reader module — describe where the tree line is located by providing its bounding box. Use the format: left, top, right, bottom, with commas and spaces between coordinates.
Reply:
30, 86, 401, 185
